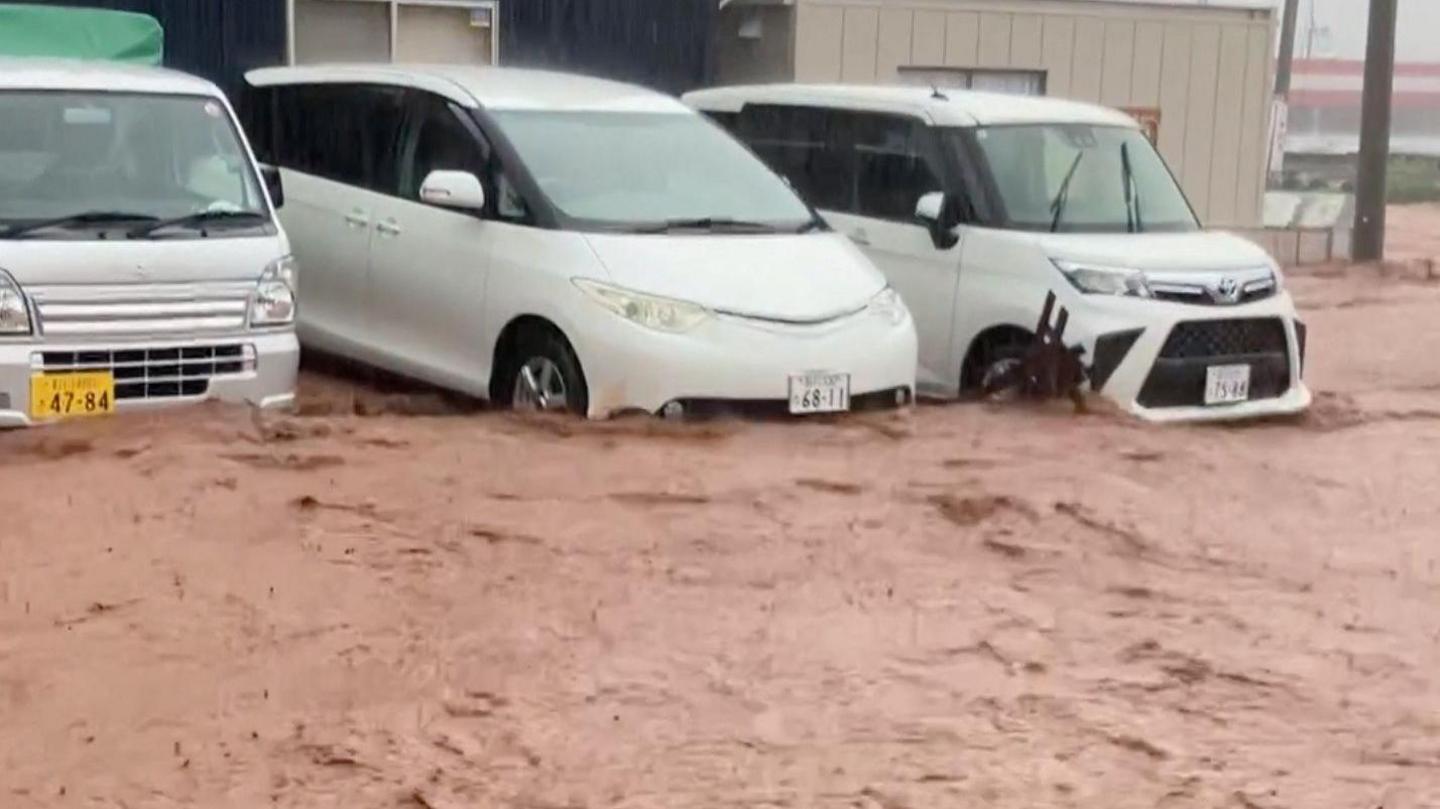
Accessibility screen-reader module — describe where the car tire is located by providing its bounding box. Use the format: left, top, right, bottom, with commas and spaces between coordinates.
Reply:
499, 327, 589, 416
966, 332, 1035, 399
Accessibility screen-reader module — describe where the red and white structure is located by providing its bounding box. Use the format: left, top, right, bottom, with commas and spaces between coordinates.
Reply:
1286, 58, 1440, 157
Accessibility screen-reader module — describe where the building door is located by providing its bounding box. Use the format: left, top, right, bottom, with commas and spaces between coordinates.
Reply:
395, 2, 494, 65
291, 0, 497, 66
293, 0, 392, 63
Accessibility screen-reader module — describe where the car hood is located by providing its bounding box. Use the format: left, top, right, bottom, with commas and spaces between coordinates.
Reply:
581, 231, 887, 322
0, 236, 285, 286
1037, 230, 1276, 274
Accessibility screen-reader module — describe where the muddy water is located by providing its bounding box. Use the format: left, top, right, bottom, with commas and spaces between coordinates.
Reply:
3, 262, 1440, 807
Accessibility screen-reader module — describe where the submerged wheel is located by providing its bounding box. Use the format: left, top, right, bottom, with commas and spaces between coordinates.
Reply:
499, 327, 588, 416
963, 330, 1035, 399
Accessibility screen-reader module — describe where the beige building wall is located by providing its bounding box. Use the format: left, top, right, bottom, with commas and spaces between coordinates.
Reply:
776, 0, 1275, 228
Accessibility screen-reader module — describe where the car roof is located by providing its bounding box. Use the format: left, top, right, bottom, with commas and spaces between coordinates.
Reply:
246, 64, 691, 114
0, 57, 222, 96
683, 84, 1137, 128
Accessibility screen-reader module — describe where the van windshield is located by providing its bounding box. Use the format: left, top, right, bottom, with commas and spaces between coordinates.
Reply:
969, 124, 1198, 233
490, 110, 817, 233
0, 91, 268, 238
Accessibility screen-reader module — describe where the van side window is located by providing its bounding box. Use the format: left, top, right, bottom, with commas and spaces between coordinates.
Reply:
401, 94, 485, 200
737, 104, 849, 212
845, 113, 946, 222
272, 83, 404, 194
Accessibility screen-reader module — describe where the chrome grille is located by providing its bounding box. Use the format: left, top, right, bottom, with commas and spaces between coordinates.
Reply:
1146, 268, 1277, 306
30, 282, 253, 338
40, 345, 247, 401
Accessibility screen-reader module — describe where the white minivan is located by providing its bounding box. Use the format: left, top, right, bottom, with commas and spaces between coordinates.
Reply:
686, 85, 1312, 422
0, 59, 298, 427
242, 65, 916, 418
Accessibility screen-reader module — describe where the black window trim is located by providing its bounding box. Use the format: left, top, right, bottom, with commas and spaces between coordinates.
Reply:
734, 101, 982, 230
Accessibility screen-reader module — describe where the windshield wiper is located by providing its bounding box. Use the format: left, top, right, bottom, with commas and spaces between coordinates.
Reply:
1, 210, 158, 239
1120, 142, 1143, 234
1049, 152, 1086, 233
128, 209, 268, 238
629, 217, 786, 234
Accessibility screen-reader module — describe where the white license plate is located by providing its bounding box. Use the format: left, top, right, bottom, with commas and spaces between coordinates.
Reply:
788, 372, 851, 415
1205, 364, 1251, 405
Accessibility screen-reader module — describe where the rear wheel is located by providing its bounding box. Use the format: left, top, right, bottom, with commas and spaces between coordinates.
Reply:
497, 327, 588, 416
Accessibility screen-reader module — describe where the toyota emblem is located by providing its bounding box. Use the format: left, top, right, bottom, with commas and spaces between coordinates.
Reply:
1213, 277, 1241, 304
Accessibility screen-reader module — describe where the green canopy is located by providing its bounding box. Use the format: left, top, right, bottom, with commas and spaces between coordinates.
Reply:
0, 4, 163, 65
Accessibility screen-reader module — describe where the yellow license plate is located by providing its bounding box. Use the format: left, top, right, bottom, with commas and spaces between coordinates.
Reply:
30, 372, 117, 420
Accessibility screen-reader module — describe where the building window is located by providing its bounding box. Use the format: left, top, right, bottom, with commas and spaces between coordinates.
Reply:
898, 67, 1046, 96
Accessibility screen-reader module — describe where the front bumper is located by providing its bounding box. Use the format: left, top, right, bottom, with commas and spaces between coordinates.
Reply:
1070, 292, 1312, 423
0, 330, 298, 428
575, 305, 918, 419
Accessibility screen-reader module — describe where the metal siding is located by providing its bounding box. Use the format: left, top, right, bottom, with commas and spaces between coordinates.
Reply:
1234, 24, 1272, 227
876, 7, 913, 80
943, 11, 979, 67
1099, 20, 1134, 106
21, 0, 286, 98
1207, 24, 1251, 225
1181, 23, 1222, 223
976, 12, 1010, 67
1157, 22, 1194, 186
795, 3, 845, 81
1040, 16, 1075, 96
1131, 21, 1165, 107
840, 6, 880, 82
1009, 13, 1043, 70
1070, 17, 1105, 101
911, 9, 946, 66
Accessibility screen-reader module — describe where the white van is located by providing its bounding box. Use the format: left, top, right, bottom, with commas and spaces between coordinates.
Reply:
242, 65, 916, 418
0, 59, 298, 427
685, 85, 1312, 422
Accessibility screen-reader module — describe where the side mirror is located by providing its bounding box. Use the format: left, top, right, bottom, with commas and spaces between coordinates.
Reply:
259, 163, 284, 210
915, 190, 945, 224
914, 190, 960, 250
420, 170, 487, 212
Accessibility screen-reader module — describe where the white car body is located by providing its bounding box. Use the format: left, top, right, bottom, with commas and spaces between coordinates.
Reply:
243, 65, 916, 418
0, 59, 298, 427
685, 84, 1312, 422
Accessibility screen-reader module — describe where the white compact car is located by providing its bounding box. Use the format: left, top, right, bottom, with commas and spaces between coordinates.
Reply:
242, 65, 916, 418
686, 85, 1312, 422
0, 59, 298, 427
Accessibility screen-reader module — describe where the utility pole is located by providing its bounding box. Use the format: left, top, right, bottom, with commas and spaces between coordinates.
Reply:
1352, 0, 1399, 262
1275, 0, 1301, 97
1269, 0, 1302, 181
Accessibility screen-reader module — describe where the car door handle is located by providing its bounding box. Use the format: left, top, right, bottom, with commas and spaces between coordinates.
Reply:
344, 210, 369, 229
376, 219, 402, 237
849, 229, 870, 246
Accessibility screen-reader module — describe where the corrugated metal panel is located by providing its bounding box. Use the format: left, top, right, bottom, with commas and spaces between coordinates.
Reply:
498, 0, 715, 95
20, 0, 285, 98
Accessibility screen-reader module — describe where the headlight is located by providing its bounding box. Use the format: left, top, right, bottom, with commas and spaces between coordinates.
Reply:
866, 286, 908, 325
250, 255, 297, 326
1052, 259, 1152, 298
573, 278, 710, 333
0, 270, 32, 335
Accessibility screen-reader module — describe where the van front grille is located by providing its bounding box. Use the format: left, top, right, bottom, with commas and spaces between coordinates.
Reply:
40, 345, 247, 401
31, 282, 253, 338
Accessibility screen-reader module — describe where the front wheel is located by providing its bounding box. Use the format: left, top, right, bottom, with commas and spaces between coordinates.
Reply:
501, 328, 589, 416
